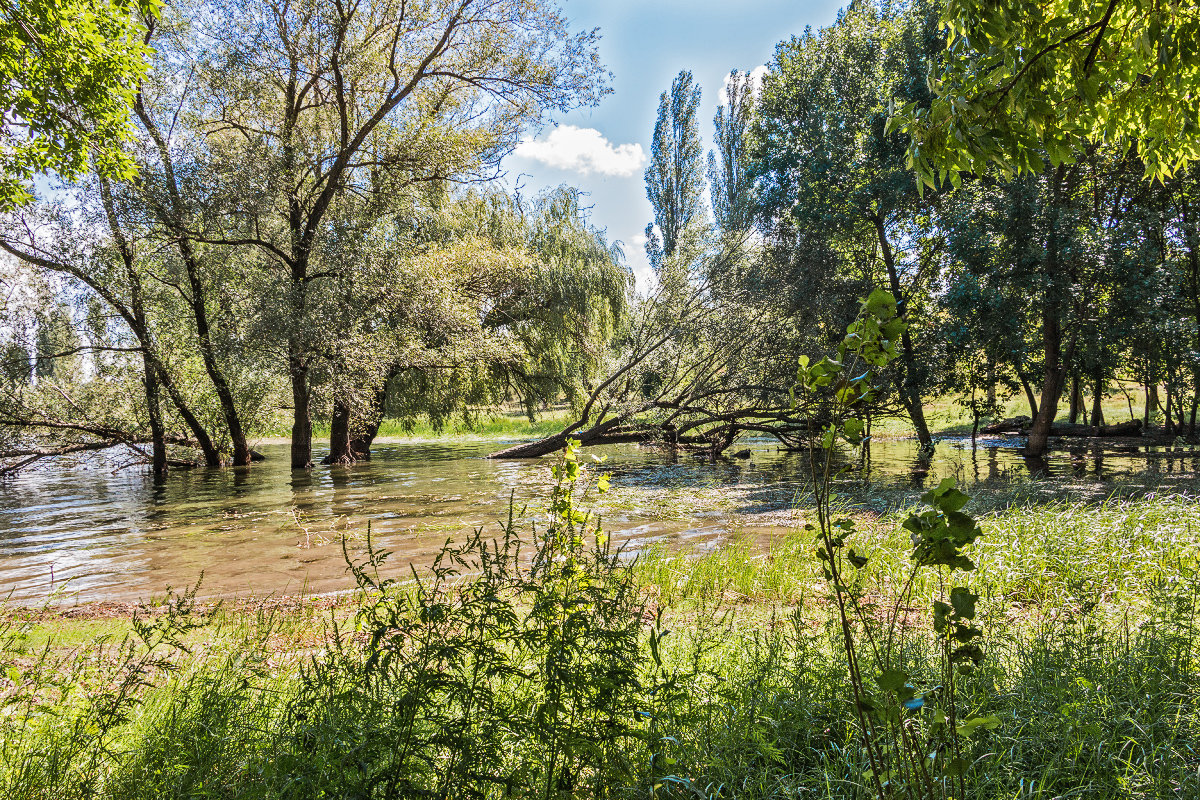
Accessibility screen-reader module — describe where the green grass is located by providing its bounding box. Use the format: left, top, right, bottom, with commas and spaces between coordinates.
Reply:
864, 384, 1165, 439
4, 493, 1199, 799
262, 387, 1169, 445
262, 408, 575, 441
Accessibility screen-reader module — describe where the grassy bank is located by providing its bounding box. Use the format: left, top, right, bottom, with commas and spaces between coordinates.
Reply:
3, 488, 1199, 799
263, 388, 1165, 447
265, 408, 575, 442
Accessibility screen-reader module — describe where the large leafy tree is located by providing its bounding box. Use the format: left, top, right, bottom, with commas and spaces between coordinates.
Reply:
897, 0, 1200, 185
751, 0, 945, 445
0, 0, 158, 210
183, 0, 608, 468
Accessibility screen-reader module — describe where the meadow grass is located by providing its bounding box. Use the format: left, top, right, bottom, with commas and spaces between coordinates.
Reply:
3, 491, 1199, 799
264, 407, 575, 441
867, 385, 1165, 439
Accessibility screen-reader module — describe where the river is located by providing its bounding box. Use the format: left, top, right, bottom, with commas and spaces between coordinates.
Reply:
3, 436, 1200, 604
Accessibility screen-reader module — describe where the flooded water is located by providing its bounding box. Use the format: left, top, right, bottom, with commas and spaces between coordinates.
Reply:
3, 435, 1200, 604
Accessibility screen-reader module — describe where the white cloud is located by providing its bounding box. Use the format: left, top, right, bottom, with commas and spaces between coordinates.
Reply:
718, 65, 769, 106
512, 125, 646, 177
631, 233, 648, 247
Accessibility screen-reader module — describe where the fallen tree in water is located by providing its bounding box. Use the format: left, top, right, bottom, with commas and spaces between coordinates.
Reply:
488, 256, 828, 460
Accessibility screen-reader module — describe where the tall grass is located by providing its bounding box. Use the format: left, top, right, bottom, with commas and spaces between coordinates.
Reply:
2, 489, 1199, 798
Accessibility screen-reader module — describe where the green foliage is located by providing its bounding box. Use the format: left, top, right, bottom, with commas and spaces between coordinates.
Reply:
4, 476, 1200, 798
645, 70, 707, 262
0, 580, 212, 800
895, 0, 1200, 185
274, 439, 646, 798
0, 0, 158, 210
796, 289, 998, 799
707, 70, 756, 237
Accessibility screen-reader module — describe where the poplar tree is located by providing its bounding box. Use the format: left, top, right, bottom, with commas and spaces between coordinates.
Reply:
644, 70, 706, 261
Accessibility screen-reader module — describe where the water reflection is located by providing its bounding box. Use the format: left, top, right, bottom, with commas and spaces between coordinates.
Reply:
2, 435, 1199, 604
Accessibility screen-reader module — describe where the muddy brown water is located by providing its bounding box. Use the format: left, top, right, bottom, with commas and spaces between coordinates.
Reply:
3, 435, 1200, 604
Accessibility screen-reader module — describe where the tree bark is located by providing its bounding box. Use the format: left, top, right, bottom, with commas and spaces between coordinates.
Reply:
140, 350, 168, 482
134, 97, 251, 467
872, 214, 932, 447
324, 398, 354, 465
1090, 367, 1105, 430
349, 379, 392, 459
290, 345, 313, 469
1026, 165, 1073, 459
1017, 366, 1039, 418
1068, 375, 1082, 424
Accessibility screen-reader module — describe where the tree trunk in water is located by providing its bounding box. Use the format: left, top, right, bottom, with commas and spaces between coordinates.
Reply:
154, 363, 222, 466
489, 417, 632, 459
290, 345, 313, 469
98, 174, 220, 469
873, 215, 931, 447
1026, 165, 1070, 459
141, 352, 168, 483
323, 371, 394, 465
349, 382, 391, 459
134, 103, 251, 468
1090, 368, 1105, 429
1026, 361, 1064, 458
325, 398, 353, 465
904, 397, 933, 448
1068, 376, 1082, 424
183, 243, 251, 467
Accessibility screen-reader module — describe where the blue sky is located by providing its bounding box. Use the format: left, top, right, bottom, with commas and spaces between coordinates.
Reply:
503, 0, 846, 288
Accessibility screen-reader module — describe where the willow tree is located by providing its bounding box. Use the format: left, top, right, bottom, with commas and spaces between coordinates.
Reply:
316, 185, 630, 464
188, 0, 608, 468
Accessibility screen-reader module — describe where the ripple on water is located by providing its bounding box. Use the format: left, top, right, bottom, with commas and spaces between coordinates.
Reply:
3, 436, 1200, 603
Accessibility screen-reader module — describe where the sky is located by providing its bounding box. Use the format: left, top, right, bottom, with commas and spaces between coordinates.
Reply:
502, 0, 846, 289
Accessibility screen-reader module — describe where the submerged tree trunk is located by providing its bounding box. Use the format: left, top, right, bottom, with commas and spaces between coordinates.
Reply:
1027, 165, 1073, 459
290, 347, 313, 470
873, 214, 931, 447
1068, 376, 1083, 424
1090, 368, 1105, 430
183, 239, 250, 466
350, 381, 392, 459
325, 399, 354, 465
140, 349, 168, 481
134, 99, 251, 468
323, 368, 395, 465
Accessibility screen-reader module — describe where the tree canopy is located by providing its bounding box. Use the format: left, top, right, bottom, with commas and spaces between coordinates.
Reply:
896, 0, 1200, 186
0, 0, 158, 210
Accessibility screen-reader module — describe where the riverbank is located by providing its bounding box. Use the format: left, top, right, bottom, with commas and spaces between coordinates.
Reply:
4, 490, 1198, 799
